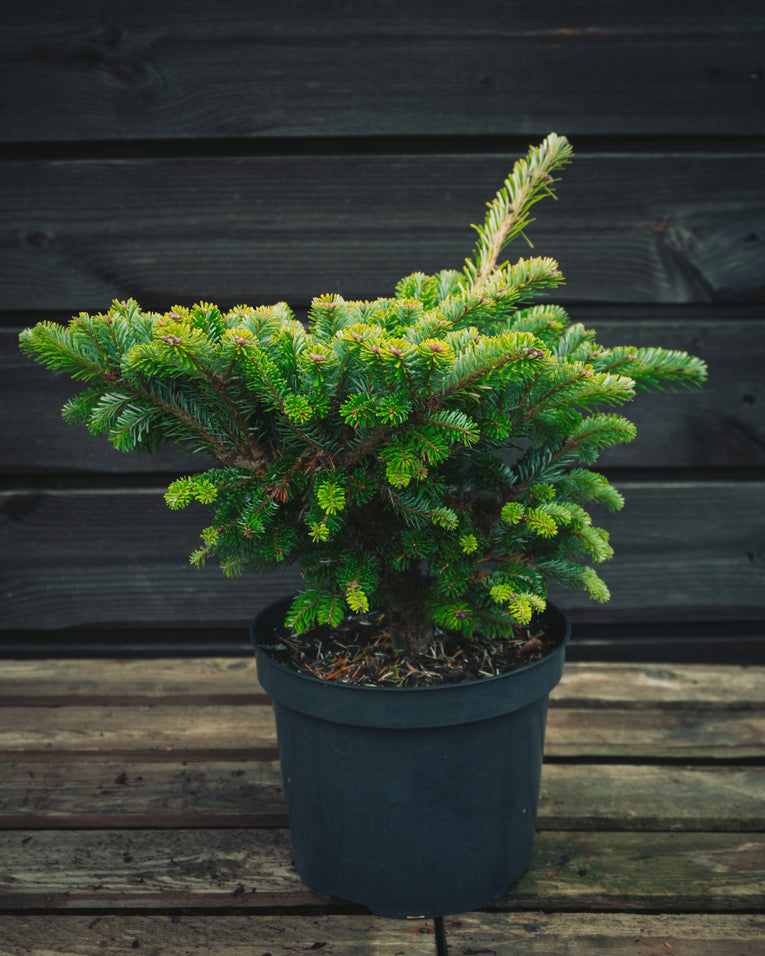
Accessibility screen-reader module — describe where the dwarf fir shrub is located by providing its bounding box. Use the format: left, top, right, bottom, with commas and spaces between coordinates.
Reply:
20, 135, 707, 654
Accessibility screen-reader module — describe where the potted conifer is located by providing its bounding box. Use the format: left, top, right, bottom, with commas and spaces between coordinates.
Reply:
20, 134, 707, 917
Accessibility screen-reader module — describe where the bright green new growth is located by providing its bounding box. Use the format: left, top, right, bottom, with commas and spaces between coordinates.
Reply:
20, 135, 707, 654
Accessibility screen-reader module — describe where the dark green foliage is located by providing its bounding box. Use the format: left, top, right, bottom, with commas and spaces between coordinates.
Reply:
20, 135, 707, 654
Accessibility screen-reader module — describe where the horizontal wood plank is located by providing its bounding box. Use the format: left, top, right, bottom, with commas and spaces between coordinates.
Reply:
1, 704, 762, 760
552, 663, 765, 708
444, 912, 765, 955
2, 914, 436, 955
2, 152, 764, 312
2, 659, 762, 707
0, 827, 322, 910
1, 913, 761, 956
2, 2, 764, 142
6, 310, 762, 473
1, 481, 762, 629
496, 831, 765, 913
0, 914, 437, 955
538, 765, 765, 831
0, 704, 277, 756
0, 657, 263, 699
1, 761, 763, 832
0, 760, 284, 830
1, 829, 762, 912
547, 709, 765, 759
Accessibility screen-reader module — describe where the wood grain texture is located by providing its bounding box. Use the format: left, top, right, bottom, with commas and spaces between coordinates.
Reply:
2, 481, 762, 630
1, 0, 762, 947
0, 704, 276, 756
6, 310, 763, 473
444, 912, 765, 955
2, 1, 764, 142
2, 152, 763, 312
496, 831, 765, 912
0, 761, 285, 829
1, 703, 762, 761
3, 658, 762, 705
0, 663, 760, 947
1, 828, 762, 912
1, 914, 761, 956
0, 827, 322, 910
2, 761, 763, 833
538, 765, 765, 832
0, 914, 437, 956
552, 662, 765, 707
0, 657, 263, 698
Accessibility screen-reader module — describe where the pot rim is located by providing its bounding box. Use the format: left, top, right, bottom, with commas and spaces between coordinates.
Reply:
250, 595, 571, 728
251, 594, 570, 695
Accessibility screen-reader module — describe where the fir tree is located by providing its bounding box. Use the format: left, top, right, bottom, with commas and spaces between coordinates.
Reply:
20, 134, 707, 657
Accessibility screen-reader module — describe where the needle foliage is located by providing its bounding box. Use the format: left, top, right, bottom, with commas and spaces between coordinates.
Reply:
20, 134, 707, 655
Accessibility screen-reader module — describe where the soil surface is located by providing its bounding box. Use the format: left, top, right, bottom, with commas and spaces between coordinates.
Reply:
258, 609, 565, 688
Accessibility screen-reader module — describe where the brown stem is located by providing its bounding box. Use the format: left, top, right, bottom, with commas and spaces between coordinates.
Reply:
131, 379, 271, 472
379, 568, 434, 655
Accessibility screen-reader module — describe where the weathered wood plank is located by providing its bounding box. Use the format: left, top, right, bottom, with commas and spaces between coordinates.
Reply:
2, 2, 763, 142
551, 663, 765, 708
1, 914, 761, 956
7, 311, 763, 473
2, 761, 763, 832
0, 914, 437, 956
0, 828, 323, 910
537, 765, 765, 832
496, 831, 765, 913
2, 660, 762, 706
594, 313, 765, 469
544, 709, 765, 759
0, 761, 285, 829
2, 481, 762, 629
0, 914, 435, 955
0, 657, 262, 699
444, 912, 765, 955
0, 704, 762, 760
0, 704, 277, 755
1, 829, 762, 912
2, 152, 764, 311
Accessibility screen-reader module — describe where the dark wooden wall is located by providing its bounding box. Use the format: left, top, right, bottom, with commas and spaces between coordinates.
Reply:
2, 1, 763, 659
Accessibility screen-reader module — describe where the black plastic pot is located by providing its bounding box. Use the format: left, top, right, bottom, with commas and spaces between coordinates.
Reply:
251, 597, 570, 918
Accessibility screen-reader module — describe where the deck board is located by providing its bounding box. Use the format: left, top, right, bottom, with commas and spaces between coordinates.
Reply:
1, 762, 763, 832
0, 914, 436, 955
1, 829, 763, 913
443, 913, 765, 955
4, 2, 764, 142
2, 658, 763, 704
0, 659, 762, 950
1, 703, 762, 760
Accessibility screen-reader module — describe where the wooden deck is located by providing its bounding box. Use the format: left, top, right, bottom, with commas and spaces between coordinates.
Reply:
0, 658, 763, 955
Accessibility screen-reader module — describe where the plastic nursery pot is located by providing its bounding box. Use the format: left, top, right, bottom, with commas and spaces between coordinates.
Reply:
251, 596, 570, 919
